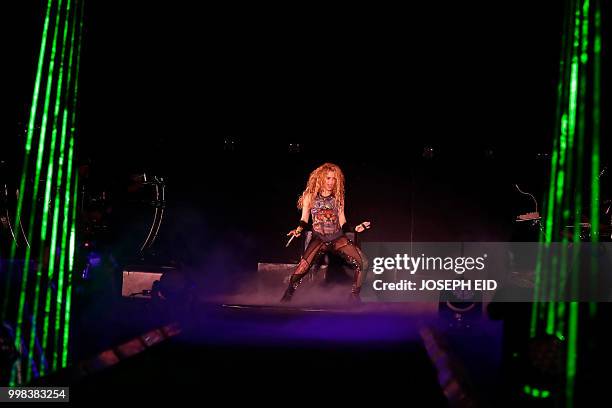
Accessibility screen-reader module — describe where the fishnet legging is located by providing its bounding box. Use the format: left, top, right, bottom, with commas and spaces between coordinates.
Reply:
288, 235, 364, 294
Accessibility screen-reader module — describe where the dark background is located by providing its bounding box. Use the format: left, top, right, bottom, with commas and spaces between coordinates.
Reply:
4, 1, 611, 275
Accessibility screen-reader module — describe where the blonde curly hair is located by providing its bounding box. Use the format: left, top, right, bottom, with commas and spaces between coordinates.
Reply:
297, 163, 345, 210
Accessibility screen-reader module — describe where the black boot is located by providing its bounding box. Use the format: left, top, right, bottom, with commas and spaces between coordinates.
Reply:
280, 275, 302, 303
280, 285, 295, 302
348, 285, 362, 304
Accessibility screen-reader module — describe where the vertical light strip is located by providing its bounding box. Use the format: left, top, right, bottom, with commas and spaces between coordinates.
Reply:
533, 1, 598, 405
10, 0, 54, 366
63, 0, 84, 368
21, 0, 64, 383
555, 0, 582, 342
63, 171, 78, 367
53, 0, 79, 372
26, 0, 65, 382
41, 0, 71, 376
3, 0, 54, 323
589, 0, 601, 319
55, 130, 73, 371
531, 0, 573, 332
9, 0, 84, 383
566, 2, 590, 405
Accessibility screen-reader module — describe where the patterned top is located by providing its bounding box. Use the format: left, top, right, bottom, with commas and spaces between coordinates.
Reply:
310, 193, 341, 235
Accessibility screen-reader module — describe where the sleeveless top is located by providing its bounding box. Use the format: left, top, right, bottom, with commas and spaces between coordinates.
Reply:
310, 193, 341, 237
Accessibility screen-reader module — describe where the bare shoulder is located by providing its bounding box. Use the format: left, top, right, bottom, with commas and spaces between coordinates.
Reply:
303, 192, 313, 206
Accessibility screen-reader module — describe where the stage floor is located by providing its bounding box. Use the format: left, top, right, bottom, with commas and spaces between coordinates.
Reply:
43, 300, 503, 405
